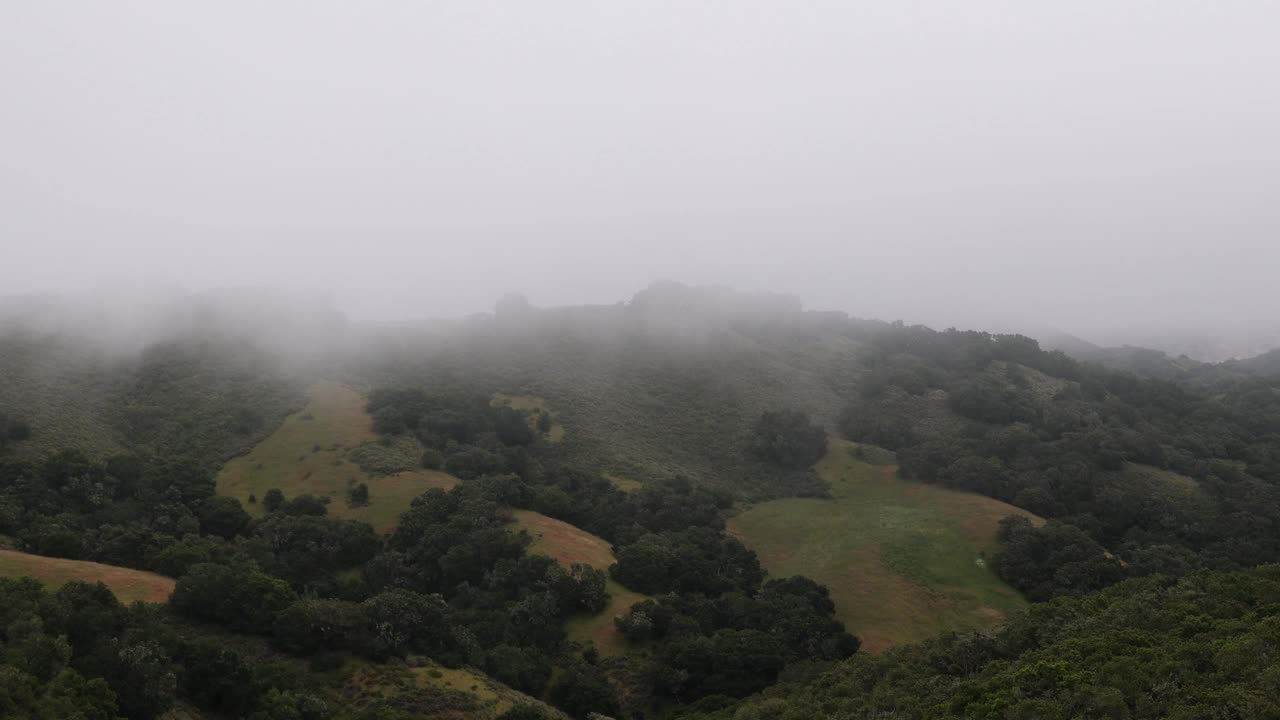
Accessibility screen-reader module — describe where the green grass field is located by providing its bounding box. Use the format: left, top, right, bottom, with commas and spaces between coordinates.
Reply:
0, 549, 174, 604
512, 510, 649, 657
217, 381, 458, 534
728, 439, 1041, 652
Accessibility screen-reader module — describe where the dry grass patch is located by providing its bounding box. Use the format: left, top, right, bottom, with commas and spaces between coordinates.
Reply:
511, 510, 649, 657
0, 549, 174, 604
513, 510, 614, 570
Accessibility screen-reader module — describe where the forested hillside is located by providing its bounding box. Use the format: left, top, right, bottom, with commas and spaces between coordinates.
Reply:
0, 292, 317, 467
4, 283, 1280, 719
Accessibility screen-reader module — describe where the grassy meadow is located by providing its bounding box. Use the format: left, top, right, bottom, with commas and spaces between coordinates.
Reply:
217, 381, 457, 534
728, 439, 1040, 652
0, 549, 175, 604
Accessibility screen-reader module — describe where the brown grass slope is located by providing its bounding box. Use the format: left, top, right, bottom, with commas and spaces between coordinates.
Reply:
512, 510, 650, 657
0, 549, 174, 604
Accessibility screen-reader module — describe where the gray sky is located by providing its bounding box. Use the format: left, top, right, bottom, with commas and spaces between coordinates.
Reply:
3, 1, 1278, 332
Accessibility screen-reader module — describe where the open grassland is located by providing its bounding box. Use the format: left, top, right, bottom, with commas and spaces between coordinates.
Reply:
217, 381, 458, 534
492, 393, 565, 441
728, 439, 1041, 653
0, 549, 174, 604
512, 510, 649, 657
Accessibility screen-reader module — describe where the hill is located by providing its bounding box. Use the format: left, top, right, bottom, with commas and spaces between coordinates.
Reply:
1229, 346, 1280, 376
216, 380, 458, 533
358, 285, 862, 500
0, 330, 304, 465
8, 283, 1280, 719
0, 549, 174, 603
729, 440, 1037, 652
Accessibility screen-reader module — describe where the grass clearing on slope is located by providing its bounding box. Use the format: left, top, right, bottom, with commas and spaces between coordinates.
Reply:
492, 393, 565, 441
565, 579, 649, 657
512, 510, 649, 657
728, 439, 1041, 653
340, 659, 560, 719
0, 549, 174, 604
514, 510, 614, 569
217, 381, 458, 534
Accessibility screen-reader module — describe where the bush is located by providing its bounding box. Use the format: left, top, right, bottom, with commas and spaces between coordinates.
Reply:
280, 494, 328, 517
172, 563, 298, 633
420, 448, 445, 470
349, 483, 370, 506
747, 410, 827, 469
263, 488, 285, 513
198, 496, 251, 539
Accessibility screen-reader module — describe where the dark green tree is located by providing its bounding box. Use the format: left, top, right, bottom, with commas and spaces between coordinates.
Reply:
748, 410, 827, 469
262, 488, 285, 513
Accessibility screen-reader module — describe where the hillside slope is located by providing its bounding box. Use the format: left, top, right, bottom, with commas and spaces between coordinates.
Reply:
0, 331, 304, 465
217, 381, 458, 533
358, 287, 864, 499
0, 549, 174, 604
729, 440, 1038, 651
513, 510, 650, 656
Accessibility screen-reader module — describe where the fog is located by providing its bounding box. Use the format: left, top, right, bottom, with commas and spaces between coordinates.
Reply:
3, 2, 1278, 347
